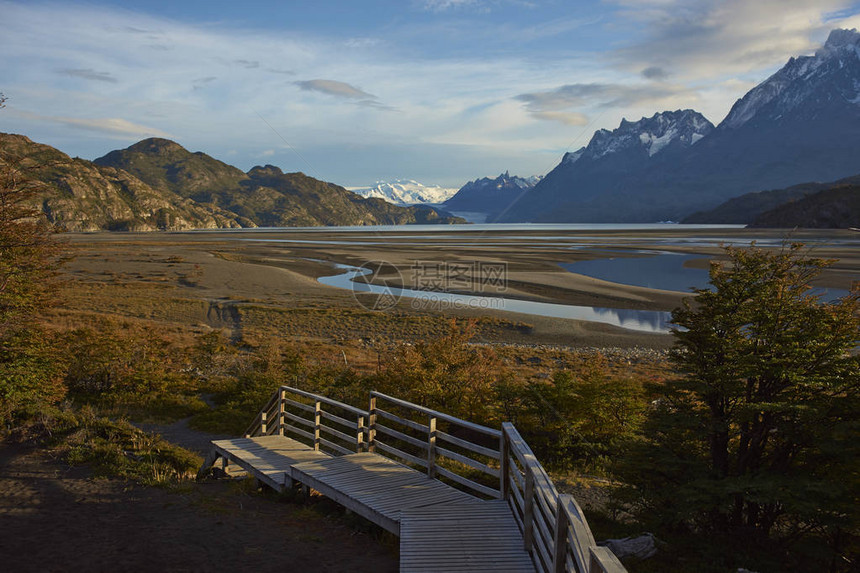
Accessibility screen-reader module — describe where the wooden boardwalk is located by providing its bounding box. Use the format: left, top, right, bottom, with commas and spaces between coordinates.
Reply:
201, 436, 534, 571
291, 452, 478, 535
198, 386, 626, 573
400, 501, 535, 572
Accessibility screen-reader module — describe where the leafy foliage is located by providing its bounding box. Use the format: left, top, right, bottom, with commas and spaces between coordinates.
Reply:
618, 243, 860, 570
0, 134, 67, 420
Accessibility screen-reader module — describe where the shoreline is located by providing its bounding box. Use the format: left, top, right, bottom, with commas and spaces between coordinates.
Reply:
58, 227, 858, 350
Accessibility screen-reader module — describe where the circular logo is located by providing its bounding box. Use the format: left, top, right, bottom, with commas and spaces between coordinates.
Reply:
349, 260, 403, 311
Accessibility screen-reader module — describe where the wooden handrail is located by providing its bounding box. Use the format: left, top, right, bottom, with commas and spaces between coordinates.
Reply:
370, 391, 502, 438
368, 391, 504, 499
500, 423, 626, 573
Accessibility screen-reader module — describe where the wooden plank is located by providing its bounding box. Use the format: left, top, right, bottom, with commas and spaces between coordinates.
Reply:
371, 391, 502, 438
319, 437, 353, 456
284, 398, 315, 413
436, 445, 499, 478
283, 410, 314, 427
523, 468, 535, 552
284, 424, 314, 442
374, 440, 430, 468
375, 421, 429, 450
589, 546, 626, 573
438, 428, 500, 460
282, 385, 368, 417
319, 409, 358, 429
320, 423, 357, 445
375, 407, 430, 433
435, 465, 500, 498
399, 501, 534, 573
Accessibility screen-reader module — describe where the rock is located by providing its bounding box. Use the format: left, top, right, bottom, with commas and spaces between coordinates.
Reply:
599, 532, 658, 560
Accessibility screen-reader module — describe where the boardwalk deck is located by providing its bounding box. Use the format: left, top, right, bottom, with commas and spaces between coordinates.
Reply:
290, 453, 478, 535
202, 435, 330, 490
400, 500, 535, 572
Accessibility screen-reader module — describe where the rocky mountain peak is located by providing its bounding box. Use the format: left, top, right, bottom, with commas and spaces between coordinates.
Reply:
248, 164, 285, 178
126, 137, 187, 155
577, 109, 713, 161
722, 28, 860, 130
822, 27, 860, 51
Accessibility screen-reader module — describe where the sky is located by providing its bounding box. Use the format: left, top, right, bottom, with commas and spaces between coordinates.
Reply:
2, 0, 860, 188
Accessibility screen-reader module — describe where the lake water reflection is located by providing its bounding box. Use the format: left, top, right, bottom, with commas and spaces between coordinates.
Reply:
318, 264, 674, 334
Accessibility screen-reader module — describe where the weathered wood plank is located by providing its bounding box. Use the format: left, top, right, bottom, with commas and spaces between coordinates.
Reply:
400, 500, 534, 573
435, 465, 501, 499
374, 407, 430, 434
375, 421, 429, 450
436, 445, 500, 478
437, 429, 501, 460
371, 391, 502, 438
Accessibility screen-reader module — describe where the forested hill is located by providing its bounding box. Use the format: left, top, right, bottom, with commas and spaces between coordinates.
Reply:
749, 186, 860, 228
0, 133, 465, 231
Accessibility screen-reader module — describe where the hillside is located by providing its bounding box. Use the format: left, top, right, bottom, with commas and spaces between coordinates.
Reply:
96, 139, 464, 227
0, 133, 242, 231
0, 134, 464, 231
748, 186, 860, 228
682, 173, 860, 223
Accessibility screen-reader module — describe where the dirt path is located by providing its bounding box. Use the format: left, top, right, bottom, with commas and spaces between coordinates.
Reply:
0, 441, 398, 573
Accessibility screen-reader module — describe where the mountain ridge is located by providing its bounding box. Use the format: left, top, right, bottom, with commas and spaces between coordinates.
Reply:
1, 134, 465, 231
443, 171, 541, 219
498, 28, 860, 223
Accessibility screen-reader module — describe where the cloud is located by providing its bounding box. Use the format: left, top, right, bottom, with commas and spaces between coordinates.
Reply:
234, 59, 259, 69
529, 111, 589, 126
420, 0, 483, 12
609, 0, 860, 79
58, 68, 118, 83
192, 76, 217, 90
296, 79, 377, 100
515, 82, 695, 123
641, 66, 668, 80
17, 111, 171, 138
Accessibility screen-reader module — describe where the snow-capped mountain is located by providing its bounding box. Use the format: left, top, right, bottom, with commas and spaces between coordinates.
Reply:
564, 110, 714, 164
500, 28, 860, 223
501, 110, 714, 222
443, 171, 541, 218
722, 28, 860, 130
348, 180, 459, 205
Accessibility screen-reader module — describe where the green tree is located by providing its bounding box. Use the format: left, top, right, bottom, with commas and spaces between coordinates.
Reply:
619, 243, 859, 570
0, 97, 67, 419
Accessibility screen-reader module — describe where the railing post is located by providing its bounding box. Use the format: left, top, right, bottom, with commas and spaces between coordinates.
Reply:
427, 416, 437, 478
356, 415, 366, 452
260, 411, 267, 436
553, 495, 570, 573
500, 427, 510, 500
367, 395, 377, 453
278, 387, 285, 436
313, 400, 321, 451
523, 468, 535, 553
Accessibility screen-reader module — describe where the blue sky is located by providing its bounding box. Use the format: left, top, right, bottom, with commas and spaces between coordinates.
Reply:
2, 0, 859, 188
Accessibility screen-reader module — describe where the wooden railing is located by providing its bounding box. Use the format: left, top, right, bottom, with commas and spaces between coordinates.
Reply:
368, 391, 504, 499
243, 387, 626, 573
502, 423, 626, 573
244, 386, 367, 456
